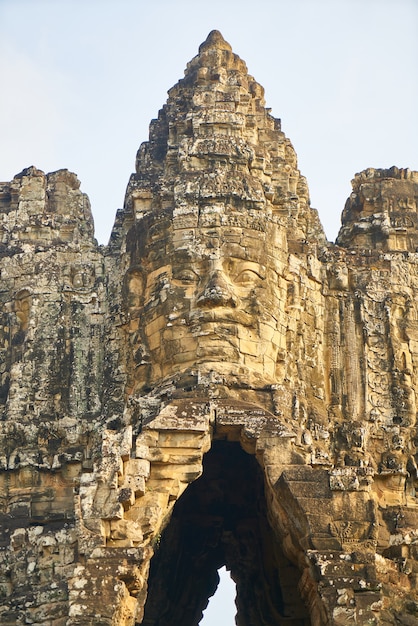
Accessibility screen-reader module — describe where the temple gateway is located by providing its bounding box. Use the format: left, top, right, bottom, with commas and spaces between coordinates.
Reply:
1, 30, 418, 626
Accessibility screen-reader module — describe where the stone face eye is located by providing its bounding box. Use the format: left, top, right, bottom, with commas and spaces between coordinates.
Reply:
174, 269, 199, 283
234, 269, 264, 285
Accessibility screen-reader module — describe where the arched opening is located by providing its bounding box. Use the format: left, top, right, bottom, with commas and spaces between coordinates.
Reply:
141, 440, 311, 626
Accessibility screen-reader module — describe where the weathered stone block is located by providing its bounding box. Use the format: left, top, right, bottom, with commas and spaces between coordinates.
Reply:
1, 28, 418, 626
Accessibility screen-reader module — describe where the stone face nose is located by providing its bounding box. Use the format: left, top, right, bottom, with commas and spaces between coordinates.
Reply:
197, 270, 237, 308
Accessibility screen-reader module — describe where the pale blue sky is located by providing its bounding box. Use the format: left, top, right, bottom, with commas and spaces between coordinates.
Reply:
0, 1, 417, 623
201, 567, 236, 624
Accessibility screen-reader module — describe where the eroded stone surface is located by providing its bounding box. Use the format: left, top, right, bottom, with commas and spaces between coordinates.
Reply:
1, 30, 418, 626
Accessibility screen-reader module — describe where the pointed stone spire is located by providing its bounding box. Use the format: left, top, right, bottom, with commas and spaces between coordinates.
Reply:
198, 29, 232, 53
120, 31, 325, 246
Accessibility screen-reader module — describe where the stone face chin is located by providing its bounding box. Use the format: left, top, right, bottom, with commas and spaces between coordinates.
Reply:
1, 30, 418, 626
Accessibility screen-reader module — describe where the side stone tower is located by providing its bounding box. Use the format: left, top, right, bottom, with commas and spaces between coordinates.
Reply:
0, 30, 418, 626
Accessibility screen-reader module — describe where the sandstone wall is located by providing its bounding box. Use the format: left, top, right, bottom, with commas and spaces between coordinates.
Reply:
1, 31, 418, 626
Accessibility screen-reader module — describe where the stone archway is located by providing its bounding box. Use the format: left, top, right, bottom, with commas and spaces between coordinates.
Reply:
141, 440, 311, 626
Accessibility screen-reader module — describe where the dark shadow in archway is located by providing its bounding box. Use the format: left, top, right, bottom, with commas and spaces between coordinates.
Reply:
141, 441, 311, 626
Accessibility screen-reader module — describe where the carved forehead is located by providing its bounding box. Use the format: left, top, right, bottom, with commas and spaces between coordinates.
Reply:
170, 229, 266, 265
132, 206, 281, 266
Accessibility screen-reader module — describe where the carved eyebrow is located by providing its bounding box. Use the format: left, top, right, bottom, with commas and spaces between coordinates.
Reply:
234, 270, 265, 285
231, 261, 266, 279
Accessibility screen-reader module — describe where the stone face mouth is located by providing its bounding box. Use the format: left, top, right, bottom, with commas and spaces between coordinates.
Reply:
189, 308, 255, 328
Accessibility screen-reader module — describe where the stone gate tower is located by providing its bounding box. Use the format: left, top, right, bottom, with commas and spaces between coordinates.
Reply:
1, 30, 418, 626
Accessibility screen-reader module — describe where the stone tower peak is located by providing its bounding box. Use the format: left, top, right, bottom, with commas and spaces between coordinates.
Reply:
181, 28, 250, 87
0, 166, 95, 248
121, 31, 325, 247
198, 29, 232, 53
337, 165, 418, 251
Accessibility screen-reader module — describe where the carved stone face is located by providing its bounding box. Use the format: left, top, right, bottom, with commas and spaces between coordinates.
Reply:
126, 207, 286, 389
